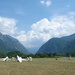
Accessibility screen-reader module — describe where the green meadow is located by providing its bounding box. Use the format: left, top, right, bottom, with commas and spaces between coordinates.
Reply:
0, 58, 75, 75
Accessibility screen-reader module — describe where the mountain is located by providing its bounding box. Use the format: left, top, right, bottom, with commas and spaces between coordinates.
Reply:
37, 34, 75, 54
0, 32, 30, 54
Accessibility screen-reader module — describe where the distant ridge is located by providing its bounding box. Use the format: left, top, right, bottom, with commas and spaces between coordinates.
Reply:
0, 32, 30, 54
37, 33, 75, 54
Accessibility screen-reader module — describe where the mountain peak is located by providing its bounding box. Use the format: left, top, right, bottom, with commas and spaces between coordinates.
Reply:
0, 32, 30, 54
0, 32, 2, 35
37, 33, 75, 54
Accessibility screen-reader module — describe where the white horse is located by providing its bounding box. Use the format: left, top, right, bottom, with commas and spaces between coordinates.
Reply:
27, 57, 32, 61
16, 55, 32, 63
16, 55, 22, 63
2, 56, 9, 61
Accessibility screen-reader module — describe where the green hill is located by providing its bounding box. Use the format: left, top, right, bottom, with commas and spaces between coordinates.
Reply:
37, 34, 75, 54
0, 32, 30, 54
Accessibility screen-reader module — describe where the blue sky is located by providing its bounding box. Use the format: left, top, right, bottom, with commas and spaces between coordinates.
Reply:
0, 0, 75, 53
0, 0, 74, 30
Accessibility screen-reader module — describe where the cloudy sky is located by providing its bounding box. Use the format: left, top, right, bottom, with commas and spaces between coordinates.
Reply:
0, 0, 75, 53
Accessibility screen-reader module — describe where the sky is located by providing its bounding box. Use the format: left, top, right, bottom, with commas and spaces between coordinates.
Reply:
0, 0, 75, 53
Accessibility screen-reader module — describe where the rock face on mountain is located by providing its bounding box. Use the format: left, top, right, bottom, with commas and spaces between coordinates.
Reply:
37, 34, 75, 54
0, 32, 30, 54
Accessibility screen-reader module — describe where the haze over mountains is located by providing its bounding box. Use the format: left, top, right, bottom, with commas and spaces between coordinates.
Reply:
37, 33, 75, 54
0, 32, 30, 54
0, 32, 75, 54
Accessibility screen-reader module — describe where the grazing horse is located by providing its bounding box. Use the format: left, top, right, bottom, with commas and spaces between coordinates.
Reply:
17, 55, 22, 63
2, 56, 9, 61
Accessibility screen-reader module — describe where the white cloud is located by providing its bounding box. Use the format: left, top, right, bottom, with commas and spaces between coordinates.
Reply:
46, 0, 51, 7
16, 34, 27, 42
0, 16, 17, 35
16, 14, 75, 50
40, 0, 51, 7
16, 30, 27, 42
40, 0, 45, 4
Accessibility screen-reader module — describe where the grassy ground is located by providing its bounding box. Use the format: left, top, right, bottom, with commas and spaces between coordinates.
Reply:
0, 58, 75, 75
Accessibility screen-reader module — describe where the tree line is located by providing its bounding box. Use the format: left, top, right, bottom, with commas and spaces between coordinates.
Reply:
0, 51, 75, 58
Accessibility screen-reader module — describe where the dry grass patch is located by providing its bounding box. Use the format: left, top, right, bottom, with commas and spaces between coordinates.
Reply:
0, 58, 75, 75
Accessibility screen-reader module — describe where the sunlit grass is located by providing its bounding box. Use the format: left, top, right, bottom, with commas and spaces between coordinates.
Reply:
0, 58, 75, 75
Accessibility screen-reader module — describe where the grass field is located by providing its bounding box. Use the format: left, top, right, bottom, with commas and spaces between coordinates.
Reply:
0, 58, 75, 75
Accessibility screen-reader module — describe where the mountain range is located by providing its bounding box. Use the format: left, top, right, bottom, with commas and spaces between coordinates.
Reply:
0, 32, 75, 54
37, 33, 75, 54
0, 32, 30, 54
